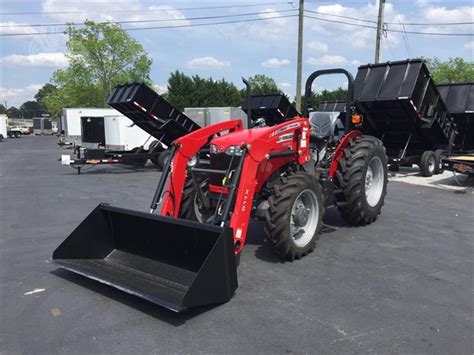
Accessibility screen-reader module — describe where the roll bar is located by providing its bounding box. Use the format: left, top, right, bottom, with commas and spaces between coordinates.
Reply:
303, 68, 355, 133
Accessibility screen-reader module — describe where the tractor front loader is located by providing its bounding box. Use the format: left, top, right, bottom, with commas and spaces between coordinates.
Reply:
53, 69, 388, 312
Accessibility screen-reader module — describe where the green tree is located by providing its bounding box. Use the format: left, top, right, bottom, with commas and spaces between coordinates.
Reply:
247, 74, 281, 95
45, 21, 152, 116
0, 104, 6, 114
310, 87, 348, 108
425, 57, 474, 84
6, 106, 21, 118
166, 71, 243, 111
34, 84, 57, 106
20, 101, 46, 119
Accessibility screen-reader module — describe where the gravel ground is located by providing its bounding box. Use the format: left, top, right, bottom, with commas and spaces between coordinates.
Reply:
1, 136, 473, 354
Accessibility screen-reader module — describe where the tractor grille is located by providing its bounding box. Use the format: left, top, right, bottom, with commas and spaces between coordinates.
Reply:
209, 153, 239, 186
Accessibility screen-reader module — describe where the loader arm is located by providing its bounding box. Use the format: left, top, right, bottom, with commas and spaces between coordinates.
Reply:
160, 119, 244, 217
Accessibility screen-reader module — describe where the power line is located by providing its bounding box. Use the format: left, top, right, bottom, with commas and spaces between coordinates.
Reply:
0, 15, 299, 37
0, 2, 291, 15
0, 9, 297, 28
304, 15, 474, 36
304, 9, 473, 26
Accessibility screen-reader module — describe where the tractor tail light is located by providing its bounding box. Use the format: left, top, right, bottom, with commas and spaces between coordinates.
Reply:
351, 115, 362, 124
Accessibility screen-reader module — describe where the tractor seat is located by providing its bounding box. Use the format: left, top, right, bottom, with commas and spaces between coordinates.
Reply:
309, 112, 339, 140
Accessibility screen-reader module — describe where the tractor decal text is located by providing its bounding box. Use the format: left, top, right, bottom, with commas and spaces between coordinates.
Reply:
277, 133, 294, 143
270, 122, 301, 137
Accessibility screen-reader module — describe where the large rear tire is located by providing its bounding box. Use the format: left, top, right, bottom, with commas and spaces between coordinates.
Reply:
334, 135, 387, 226
264, 172, 324, 261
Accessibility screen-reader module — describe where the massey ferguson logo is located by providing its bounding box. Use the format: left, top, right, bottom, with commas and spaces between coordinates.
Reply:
271, 122, 301, 137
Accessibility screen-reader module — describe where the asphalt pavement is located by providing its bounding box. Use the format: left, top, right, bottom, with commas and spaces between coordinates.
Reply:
0, 136, 473, 354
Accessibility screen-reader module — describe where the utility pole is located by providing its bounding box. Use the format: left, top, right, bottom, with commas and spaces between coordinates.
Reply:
374, 0, 385, 63
295, 0, 304, 112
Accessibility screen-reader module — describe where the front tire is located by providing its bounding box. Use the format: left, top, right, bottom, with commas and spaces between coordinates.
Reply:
335, 135, 388, 226
264, 173, 324, 261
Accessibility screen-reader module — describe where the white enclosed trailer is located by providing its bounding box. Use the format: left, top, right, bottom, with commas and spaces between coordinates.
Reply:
0, 114, 7, 140
61, 108, 119, 143
184, 107, 247, 128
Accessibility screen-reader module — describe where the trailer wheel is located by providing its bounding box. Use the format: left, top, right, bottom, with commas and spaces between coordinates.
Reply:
148, 140, 163, 167
129, 147, 147, 167
0, 134, 3, 142
158, 150, 171, 170
334, 135, 387, 226
14, 132, 21, 138
419, 150, 436, 177
434, 149, 444, 175
264, 172, 324, 261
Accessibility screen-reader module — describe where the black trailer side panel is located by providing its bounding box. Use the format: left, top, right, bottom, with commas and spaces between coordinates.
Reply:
108, 83, 201, 146
437, 83, 474, 151
354, 59, 456, 157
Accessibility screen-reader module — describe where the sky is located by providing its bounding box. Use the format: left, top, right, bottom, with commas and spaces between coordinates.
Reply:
0, 0, 473, 108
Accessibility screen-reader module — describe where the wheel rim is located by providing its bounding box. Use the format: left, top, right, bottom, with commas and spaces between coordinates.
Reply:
290, 189, 319, 248
365, 156, 384, 208
428, 156, 436, 173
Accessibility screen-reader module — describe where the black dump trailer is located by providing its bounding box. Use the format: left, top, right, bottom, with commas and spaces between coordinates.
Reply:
437, 83, 474, 177
316, 59, 457, 177
108, 83, 201, 146
437, 83, 474, 152
65, 84, 202, 174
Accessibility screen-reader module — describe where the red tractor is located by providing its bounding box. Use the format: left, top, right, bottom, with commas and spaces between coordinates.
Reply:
53, 69, 388, 312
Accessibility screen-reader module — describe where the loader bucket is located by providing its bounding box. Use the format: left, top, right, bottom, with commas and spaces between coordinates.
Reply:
53, 204, 238, 312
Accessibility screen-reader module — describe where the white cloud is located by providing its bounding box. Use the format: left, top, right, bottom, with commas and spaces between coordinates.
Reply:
307, 2, 402, 49
247, 8, 293, 40
41, 0, 189, 27
306, 55, 360, 67
0, 84, 43, 107
464, 41, 474, 50
279, 83, 292, 88
0, 52, 69, 67
421, 6, 474, 34
154, 84, 167, 95
261, 58, 290, 68
186, 57, 230, 70
0, 22, 39, 36
306, 41, 329, 53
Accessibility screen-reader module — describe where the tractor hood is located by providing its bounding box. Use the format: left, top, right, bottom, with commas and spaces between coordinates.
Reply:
210, 126, 276, 152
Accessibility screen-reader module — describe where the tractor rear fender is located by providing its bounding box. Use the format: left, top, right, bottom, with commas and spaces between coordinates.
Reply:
160, 119, 244, 217
329, 130, 363, 178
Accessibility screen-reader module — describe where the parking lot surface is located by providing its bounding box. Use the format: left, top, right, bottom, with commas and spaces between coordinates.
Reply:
1, 136, 473, 354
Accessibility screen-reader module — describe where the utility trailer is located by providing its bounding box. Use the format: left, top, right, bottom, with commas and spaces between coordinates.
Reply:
61, 113, 165, 174
33, 117, 53, 135
185, 107, 248, 128
315, 59, 457, 177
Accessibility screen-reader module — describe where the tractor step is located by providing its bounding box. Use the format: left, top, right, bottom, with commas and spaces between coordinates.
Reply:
53, 204, 238, 312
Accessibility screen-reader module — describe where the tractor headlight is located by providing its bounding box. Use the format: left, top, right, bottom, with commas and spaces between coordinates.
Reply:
225, 146, 244, 156
210, 144, 219, 154
187, 155, 198, 167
